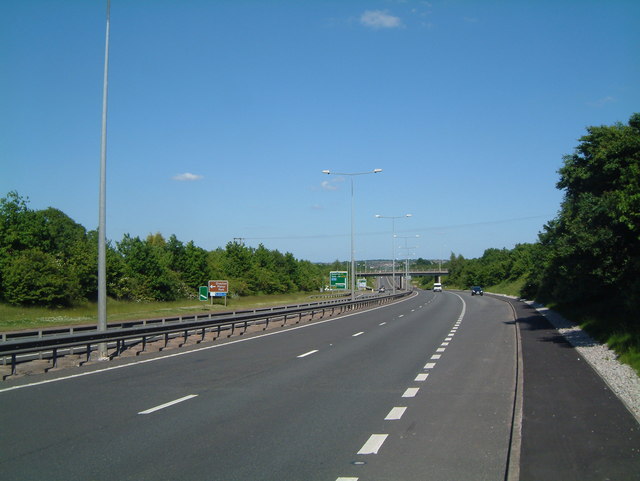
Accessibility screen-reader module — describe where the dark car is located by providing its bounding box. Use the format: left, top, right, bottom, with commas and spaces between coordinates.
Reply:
471, 286, 484, 296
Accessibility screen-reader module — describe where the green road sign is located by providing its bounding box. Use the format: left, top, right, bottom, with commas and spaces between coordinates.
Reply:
330, 271, 348, 290
199, 286, 208, 301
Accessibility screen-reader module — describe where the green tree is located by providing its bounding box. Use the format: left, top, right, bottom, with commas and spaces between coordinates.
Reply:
2, 249, 75, 306
535, 113, 640, 316
117, 234, 180, 301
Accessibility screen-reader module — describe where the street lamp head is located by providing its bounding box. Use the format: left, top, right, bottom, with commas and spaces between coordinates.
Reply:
322, 170, 331, 175
373, 168, 383, 173
375, 214, 382, 218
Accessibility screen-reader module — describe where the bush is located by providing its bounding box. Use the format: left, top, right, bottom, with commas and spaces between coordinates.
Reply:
2, 249, 76, 307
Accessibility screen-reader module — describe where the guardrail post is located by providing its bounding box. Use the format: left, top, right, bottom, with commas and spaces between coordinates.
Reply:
51, 348, 58, 369
137, 336, 147, 355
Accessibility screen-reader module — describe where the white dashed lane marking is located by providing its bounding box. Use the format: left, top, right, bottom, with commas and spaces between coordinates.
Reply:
402, 387, 420, 398
385, 407, 407, 420
358, 434, 388, 455
138, 394, 198, 415
352, 332, 364, 337
297, 350, 318, 358
341, 293, 467, 478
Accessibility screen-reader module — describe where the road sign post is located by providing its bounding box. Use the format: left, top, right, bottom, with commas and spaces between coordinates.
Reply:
330, 271, 348, 290
208, 280, 229, 306
198, 286, 208, 301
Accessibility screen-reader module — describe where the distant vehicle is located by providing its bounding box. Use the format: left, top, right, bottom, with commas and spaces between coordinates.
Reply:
471, 286, 484, 296
378, 286, 386, 293
433, 283, 442, 292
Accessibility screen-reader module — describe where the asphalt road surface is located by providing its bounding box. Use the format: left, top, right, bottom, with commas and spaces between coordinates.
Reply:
1, 290, 637, 480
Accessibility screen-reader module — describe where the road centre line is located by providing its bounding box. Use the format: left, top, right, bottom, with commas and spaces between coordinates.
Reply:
431, 354, 442, 360
0, 293, 421, 394
424, 362, 436, 369
436, 347, 446, 352
352, 332, 364, 337
358, 434, 388, 454
385, 406, 407, 420
415, 373, 429, 381
138, 394, 198, 415
379, 322, 386, 326
297, 350, 319, 358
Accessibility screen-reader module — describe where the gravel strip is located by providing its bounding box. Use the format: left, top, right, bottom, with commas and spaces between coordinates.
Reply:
523, 299, 640, 424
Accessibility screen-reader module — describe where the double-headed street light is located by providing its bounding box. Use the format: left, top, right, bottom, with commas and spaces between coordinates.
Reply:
322, 168, 383, 301
396, 234, 420, 290
375, 214, 412, 294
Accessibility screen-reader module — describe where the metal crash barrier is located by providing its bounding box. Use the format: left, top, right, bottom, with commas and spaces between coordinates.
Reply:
1, 291, 411, 379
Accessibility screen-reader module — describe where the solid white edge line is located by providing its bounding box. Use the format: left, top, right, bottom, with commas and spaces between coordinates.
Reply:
0, 292, 421, 394
138, 394, 198, 415
297, 350, 319, 358
385, 406, 407, 420
358, 434, 388, 454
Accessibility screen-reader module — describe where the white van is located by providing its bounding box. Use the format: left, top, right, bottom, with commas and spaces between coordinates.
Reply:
433, 283, 442, 292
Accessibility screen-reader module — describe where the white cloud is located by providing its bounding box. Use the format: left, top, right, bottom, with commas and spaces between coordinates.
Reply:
172, 172, 203, 181
321, 180, 339, 191
360, 10, 403, 29
588, 96, 616, 107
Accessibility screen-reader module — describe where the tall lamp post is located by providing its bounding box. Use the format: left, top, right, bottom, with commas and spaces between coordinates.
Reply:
97, 0, 111, 360
375, 214, 412, 294
396, 234, 420, 290
322, 169, 382, 301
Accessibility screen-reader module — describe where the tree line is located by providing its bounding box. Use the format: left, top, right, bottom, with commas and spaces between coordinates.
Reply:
440, 113, 640, 332
3, 112, 638, 330
0, 192, 328, 307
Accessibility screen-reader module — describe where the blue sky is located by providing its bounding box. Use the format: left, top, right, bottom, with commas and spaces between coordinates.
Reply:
2, 0, 639, 263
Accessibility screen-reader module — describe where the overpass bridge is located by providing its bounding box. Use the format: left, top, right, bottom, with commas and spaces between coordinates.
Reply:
356, 270, 448, 278
357, 270, 448, 290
